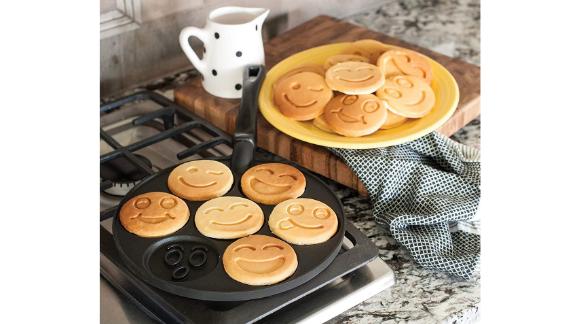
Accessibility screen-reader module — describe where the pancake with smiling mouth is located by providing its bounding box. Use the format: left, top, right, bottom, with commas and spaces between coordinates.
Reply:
278, 218, 324, 230
131, 212, 175, 224
325, 61, 384, 95
167, 160, 234, 201
273, 71, 333, 121
241, 163, 306, 205
236, 256, 286, 274
223, 235, 298, 285
119, 192, 190, 238
178, 176, 217, 188
195, 197, 264, 239
269, 198, 339, 245
249, 178, 293, 195
283, 93, 317, 108
336, 74, 374, 83
210, 214, 253, 226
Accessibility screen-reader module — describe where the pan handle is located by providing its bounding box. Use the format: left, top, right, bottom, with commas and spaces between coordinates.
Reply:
231, 65, 266, 175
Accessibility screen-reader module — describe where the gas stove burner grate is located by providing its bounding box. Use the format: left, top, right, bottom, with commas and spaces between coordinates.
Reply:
100, 91, 234, 213
101, 154, 153, 196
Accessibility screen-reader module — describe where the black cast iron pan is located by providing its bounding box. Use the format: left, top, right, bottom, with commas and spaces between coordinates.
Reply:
112, 65, 346, 301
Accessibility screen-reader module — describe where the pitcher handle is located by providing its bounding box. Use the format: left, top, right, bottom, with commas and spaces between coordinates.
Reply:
179, 26, 209, 76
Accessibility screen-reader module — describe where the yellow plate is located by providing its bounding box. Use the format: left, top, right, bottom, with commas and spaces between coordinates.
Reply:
258, 43, 460, 149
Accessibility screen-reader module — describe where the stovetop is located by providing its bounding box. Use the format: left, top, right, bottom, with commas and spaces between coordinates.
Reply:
100, 91, 394, 323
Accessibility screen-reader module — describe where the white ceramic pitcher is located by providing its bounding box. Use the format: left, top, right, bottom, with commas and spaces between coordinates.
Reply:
179, 7, 269, 99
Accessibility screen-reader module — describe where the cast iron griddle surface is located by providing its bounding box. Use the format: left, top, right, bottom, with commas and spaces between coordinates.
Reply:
113, 158, 345, 301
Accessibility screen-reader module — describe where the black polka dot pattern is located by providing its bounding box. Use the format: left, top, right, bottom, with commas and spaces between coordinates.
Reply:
236, 51, 242, 57
235, 84, 242, 90
255, 25, 258, 31
212, 69, 217, 76
214, 32, 219, 39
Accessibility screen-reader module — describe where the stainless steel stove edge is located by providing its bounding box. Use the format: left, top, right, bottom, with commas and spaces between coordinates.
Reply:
261, 257, 394, 324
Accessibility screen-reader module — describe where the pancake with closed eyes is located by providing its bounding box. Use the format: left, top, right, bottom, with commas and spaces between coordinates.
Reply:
325, 61, 384, 95
195, 196, 264, 239
223, 235, 298, 286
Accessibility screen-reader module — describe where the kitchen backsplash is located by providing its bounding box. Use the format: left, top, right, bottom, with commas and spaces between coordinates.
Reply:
100, 0, 382, 97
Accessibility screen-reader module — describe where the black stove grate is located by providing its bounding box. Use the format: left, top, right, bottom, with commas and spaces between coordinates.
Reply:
100, 91, 379, 323
100, 91, 233, 218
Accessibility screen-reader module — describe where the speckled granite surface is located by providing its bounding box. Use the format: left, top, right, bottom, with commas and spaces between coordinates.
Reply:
105, 1, 481, 322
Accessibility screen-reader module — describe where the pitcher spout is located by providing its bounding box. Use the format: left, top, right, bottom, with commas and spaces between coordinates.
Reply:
208, 6, 269, 26
251, 8, 270, 26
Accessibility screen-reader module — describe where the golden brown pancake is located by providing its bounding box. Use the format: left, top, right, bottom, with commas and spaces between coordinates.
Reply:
269, 198, 338, 245
376, 75, 435, 118
274, 71, 333, 121
377, 49, 432, 84
119, 192, 190, 238
223, 235, 298, 285
241, 163, 306, 205
325, 61, 384, 95
323, 93, 387, 137
195, 196, 264, 239
167, 160, 233, 201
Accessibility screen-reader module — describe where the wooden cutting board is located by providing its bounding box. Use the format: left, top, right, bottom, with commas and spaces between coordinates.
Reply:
174, 15, 480, 195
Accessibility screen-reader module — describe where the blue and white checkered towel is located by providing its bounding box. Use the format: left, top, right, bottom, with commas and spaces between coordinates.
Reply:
331, 132, 480, 279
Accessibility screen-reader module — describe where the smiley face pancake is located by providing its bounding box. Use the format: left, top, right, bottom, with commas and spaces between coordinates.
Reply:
168, 160, 233, 201
323, 54, 369, 70
269, 198, 338, 245
223, 235, 298, 286
274, 72, 333, 121
119, 192, 190, 238
241, 163, 306, 205
195, 196, 264, 239
325, 61, 385, 95
380, 108, 408, 130
376, 75, 435, 118
323, 94, 387, 137
377, 49, 432, 84
341, 39, 391, 64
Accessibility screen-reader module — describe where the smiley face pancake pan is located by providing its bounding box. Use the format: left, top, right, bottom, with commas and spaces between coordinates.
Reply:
112, 157, 345, 301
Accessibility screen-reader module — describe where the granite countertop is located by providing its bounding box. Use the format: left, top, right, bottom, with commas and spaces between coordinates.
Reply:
106, 1, 481, 322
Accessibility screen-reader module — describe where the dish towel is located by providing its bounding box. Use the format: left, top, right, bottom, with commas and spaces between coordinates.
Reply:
330, 131, 480, 279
